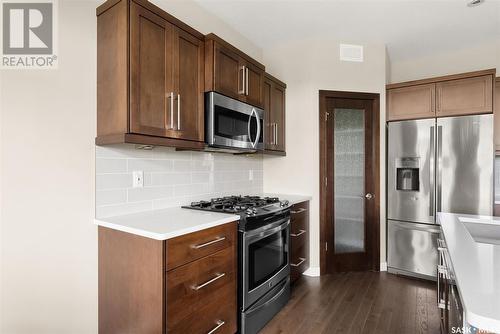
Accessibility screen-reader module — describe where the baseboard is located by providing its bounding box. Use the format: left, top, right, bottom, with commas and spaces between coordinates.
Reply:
380, 262, 388, 271
303, 266, 320, 277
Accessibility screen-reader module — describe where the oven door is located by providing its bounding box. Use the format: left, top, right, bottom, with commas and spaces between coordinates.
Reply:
206, 92, 264, 150
242, 218, 290, 309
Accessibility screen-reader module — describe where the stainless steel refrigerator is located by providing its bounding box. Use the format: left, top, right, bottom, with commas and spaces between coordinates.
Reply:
387, 114, 493, 279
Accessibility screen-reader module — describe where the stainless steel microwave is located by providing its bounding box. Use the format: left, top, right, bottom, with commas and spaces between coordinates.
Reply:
205, 92, 264, 152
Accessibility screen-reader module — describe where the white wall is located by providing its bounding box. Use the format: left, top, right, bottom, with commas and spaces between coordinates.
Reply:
389, 39, 500, 83
262, 39, 387, 272
0, 1, 262, 333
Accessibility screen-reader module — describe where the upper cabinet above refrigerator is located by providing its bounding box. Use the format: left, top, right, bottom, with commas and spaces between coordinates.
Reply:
387, 69, 495, 122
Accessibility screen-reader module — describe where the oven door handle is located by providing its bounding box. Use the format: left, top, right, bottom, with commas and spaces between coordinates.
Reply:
244, 218, 290, 240
245, 278, 288, 316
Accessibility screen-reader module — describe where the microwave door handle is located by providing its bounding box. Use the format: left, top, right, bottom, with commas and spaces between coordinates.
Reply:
253, 109, 261, 148
247, 110, 254, 147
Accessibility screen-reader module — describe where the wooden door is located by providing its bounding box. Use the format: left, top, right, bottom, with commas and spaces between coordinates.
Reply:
271, 83, 286, 151
172, 27, 204, 142
320, 92, 380, 274
387, 83, 436, 121
244, 62, 264, 107
129, 2, 175, 137
436, 75, 493, 117
213, 43, 243, 100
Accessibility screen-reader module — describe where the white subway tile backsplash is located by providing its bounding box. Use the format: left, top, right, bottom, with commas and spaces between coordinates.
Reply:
128, 186, 174, 202
96, 158, 127, 173
95, 144, 263, 218
96, 189, 127, 206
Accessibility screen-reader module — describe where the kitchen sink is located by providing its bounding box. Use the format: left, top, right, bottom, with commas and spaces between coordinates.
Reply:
459, 217, 500, 246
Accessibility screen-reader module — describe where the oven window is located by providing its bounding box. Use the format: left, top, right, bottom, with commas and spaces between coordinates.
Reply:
248, 228, 288, 290
214, 105, 250, 142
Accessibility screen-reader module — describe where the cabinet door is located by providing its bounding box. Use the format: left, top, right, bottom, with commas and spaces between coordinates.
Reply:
173, 27, 204, 142
436, 75, 493, 116
244, 62, 264, 108
213, 43, 243, 100
272, 83, 286, 151
387, 84, 436, 121
263, 78, 273, 150
495, 78, 500, 152
129, 3, 175, 137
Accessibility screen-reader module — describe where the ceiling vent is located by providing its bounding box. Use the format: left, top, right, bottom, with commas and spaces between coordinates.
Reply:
339, 44, 364, 62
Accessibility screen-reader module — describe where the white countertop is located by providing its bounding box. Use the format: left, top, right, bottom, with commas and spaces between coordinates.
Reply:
95, 207, 239, 240
438, 212, 500, 333
95, 193, 311, 241
260, 193, 312, 205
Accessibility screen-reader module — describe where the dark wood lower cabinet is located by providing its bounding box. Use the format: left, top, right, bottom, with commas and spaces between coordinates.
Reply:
98, 222, 237, 334
290, 201, 310, 284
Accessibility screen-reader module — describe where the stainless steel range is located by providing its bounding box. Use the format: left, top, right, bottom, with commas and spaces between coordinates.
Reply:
183, 196, 291, 334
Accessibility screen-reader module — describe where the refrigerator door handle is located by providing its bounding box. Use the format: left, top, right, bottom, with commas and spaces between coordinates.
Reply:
430, 126, 435, 218
437, 125, 443, 213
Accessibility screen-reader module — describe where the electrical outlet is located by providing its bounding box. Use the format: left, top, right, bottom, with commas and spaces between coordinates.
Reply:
133, 171, 144, 188
249, 170, 254, 181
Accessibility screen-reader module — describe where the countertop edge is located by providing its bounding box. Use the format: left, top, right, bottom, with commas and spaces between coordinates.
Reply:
94, 215, 240, 240
438, 212, 500, 333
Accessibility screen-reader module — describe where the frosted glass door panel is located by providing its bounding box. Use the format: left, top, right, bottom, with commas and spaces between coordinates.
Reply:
334, 108, 365, 254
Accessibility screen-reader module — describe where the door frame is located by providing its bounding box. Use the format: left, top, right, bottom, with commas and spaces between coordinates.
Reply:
319, 90, 380, 275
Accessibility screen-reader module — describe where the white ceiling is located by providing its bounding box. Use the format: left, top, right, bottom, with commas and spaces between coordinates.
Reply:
193, 0, 500, 63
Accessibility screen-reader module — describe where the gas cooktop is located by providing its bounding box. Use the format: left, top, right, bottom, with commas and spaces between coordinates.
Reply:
183, 195, 288, 213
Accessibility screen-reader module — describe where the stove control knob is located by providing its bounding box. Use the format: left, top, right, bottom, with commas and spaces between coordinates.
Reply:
280, 200, 289, 207
246, 209, 254, 215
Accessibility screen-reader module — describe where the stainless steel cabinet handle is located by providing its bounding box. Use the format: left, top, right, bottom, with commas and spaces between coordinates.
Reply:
191, 236, 226, 249
245, 67, 249, 96
290, 229, 306, 237
291, 257, 306, 267
207, 320, 225, 334
274, 123, 278, 146
269, 123, 274, 145
165, 93, 173, 130
177, 94, 181, 130
437, 125, 443, 213
170, 92, 174, 129
290, 208, 307, 214
430, 126, 435, 218
192, 273, 226, 291
238, 66, 246, 95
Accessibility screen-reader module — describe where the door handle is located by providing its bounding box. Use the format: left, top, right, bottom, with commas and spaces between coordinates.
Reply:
437, 125, 443, 213
238, 66, 246, 95
365, 193, 374, 200
177, 94, 181, 130
245, 66, 249, 96
430, 126, 435, 218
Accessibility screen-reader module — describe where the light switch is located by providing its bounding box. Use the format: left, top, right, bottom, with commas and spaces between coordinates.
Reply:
133, 171, 144, 188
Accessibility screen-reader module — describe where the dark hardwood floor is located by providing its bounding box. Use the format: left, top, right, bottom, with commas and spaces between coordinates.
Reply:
261, 272, 440, 334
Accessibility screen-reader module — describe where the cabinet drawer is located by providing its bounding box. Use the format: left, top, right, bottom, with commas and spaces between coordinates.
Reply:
290, 201, 309, 221
166, 222, 236, 270
169, 284, 237, 334
290, 244, 308, 283
167, 246, 236, 331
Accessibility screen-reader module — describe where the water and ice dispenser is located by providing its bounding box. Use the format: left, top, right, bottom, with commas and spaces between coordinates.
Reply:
395, 158, 420, 191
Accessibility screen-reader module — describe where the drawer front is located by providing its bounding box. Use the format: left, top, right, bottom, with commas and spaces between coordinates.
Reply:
167, 246, 236, 331
290, 221, 307, 253
166, 222, 237, 270
169, 284, 237, 334
290, 244, 308, 283
290, 201, 309, 222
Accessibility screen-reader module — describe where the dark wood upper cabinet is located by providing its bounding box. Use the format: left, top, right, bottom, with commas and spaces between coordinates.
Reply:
97, 0, 205, 149
205, 33, 265, 108
264, 73, 286, 153
386, 69, 496, 122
